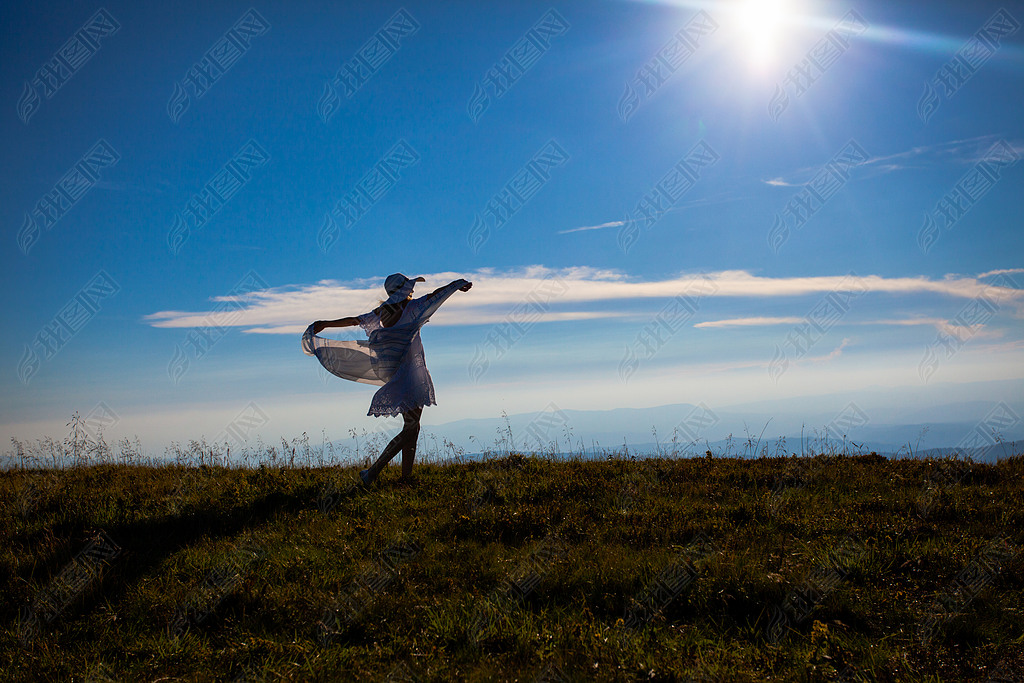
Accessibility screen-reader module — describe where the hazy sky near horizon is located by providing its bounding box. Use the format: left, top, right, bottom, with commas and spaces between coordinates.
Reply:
2, 0, 1022, 454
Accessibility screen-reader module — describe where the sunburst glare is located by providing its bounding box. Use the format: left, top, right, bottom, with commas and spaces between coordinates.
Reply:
732, 0, 800, 73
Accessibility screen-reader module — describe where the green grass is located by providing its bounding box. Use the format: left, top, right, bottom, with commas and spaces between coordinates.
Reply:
1, 451, 1022, 681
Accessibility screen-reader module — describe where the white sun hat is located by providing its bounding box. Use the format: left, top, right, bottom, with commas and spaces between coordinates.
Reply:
383, 273, 425, 305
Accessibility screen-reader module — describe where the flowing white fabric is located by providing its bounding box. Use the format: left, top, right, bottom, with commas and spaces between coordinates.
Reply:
303, 279, 469, 416
300, 331, 384, 386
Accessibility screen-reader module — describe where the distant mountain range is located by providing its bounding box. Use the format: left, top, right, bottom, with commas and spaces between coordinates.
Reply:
403, 399, 1024, 463
4, 390, 1021, 468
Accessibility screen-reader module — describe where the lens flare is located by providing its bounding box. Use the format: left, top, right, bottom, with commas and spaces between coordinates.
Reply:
734, 0, 795, 72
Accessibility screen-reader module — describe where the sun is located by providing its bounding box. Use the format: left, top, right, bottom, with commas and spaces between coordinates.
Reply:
733, 0, 798, 73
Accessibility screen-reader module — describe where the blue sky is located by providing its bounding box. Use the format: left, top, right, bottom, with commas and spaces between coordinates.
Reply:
2, 0, 1022, 455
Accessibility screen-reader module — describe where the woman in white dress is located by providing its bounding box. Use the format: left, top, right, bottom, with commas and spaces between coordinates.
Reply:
306, 273, 472, 485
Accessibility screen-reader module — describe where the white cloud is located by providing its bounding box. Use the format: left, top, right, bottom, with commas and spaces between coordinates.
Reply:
858, 317, 948, 327
695, 316, 805, 328
558, 192, 741, 234
244, 311, 627, 335
978, 268, 1024, 279
934, 322, 1004, 341
557, 220, 626, 235
812, 338, 850, 363
762, 135, 1024, 186
142, 266, 1024, 333
695, 316, 1014, 337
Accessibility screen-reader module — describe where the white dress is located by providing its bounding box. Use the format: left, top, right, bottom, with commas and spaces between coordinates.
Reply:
303, 279, 468, 417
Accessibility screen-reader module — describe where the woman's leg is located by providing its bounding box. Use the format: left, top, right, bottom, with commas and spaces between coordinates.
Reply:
367, 431, 404, 481
366, 405, 422, 482
399, 406, 423, 479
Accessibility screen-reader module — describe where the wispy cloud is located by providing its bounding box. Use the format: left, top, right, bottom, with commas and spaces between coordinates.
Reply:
763, 177, 802, 187
557, 219, 626, 235
696, 316, 1012, 336
861, 135, 1024, 168
761, 135, 1024, 187
557, 192, 741, 234
809, 338, 850, 363
858, 317, 949, 327
669, 338, 852, 375
978, 268, 1024, 279
143, 266, 1024, 333
695, 316, 805, 328
935, 322, 1004, 341
243, 311, 626, 335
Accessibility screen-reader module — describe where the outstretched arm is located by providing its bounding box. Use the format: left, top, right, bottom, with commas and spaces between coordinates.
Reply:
311, 317, 360, 334
311, 281, 470, 334
425, 279, 472, 300
409, 279, 472, 325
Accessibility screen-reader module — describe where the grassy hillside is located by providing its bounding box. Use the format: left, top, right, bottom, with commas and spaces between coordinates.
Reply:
2, 449, 1022, 681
